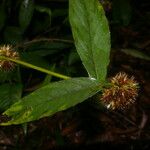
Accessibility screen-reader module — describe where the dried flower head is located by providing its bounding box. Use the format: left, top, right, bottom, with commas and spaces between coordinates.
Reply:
0, 45, 19, 71
101, 72, 139, 110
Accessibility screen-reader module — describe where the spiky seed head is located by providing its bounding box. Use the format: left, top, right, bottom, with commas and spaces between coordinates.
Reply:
0, 45, 19, 71
101, 72, 139, 110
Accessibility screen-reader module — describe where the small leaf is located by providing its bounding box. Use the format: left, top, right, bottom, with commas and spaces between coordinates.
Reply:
0, 72, 10, 83
0, 68, 21, 83
69, 0, 110, 82
0, 83, 22, 112
121, 49, 150, 61
19, 0, 34, 30
35, 5, 51, 23
1, 78, 101, 125
22, 40, 72, 56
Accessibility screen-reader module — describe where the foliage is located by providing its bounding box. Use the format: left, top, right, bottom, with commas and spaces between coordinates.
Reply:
0, 0, 110, 125
1, 0, 148, 126
0, 0, 149, 148
1, 78, 101, 125
69, 0, 110, 82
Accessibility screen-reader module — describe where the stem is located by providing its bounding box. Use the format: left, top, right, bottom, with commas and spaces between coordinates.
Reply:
0, 56, 71, 80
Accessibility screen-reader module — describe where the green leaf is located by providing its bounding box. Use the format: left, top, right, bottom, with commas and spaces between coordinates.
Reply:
0, 83, 22, 112
34, 5, 52, 31
0, 68, 21, 83
19, 0, 34, 30
0, 72, 10, 83
69, 0, 110, 82
1, 78, 101, 125
35, 5, 51, 21
22, 40, 72, 56
121, 49, 150, 61
0, 68, 22, 111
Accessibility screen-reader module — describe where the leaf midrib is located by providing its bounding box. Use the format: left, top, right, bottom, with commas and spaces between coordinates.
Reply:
83, 0, 97, 79
4, 80, 100, 123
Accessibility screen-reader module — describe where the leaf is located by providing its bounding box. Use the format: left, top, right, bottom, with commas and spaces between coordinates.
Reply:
19, 0, 34, 30
31, 7, 52, 35
0, 68, 21, 83
121, 49, 150, 61
22, 40, 72, 56
0, 68, 22, 111
1, 78, 101, 125
35, 5, 51, 21
0, 72, 10, 83
0, 83, 22, 112
69, 0, 110, 82
34, 5, 52, 32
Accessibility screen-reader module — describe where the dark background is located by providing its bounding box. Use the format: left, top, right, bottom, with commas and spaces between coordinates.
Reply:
0, 0, 149, 149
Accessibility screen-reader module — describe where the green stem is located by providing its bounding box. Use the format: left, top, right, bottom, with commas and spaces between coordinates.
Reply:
0, 56, 71, 80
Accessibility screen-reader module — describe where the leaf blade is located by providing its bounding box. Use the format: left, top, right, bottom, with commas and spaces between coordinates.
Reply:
19, 0, 34, 30
0, 83, 22, 112
69, 0, 110, 82
1, 78, 101, 125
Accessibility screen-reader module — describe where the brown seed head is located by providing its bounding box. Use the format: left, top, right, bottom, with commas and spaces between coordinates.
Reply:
0, 45, 19, 71
101, 72, 139, 110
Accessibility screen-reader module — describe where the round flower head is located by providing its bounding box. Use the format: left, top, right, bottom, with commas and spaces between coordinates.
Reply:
0, 45, 19, 71
101, 72, 139, 110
